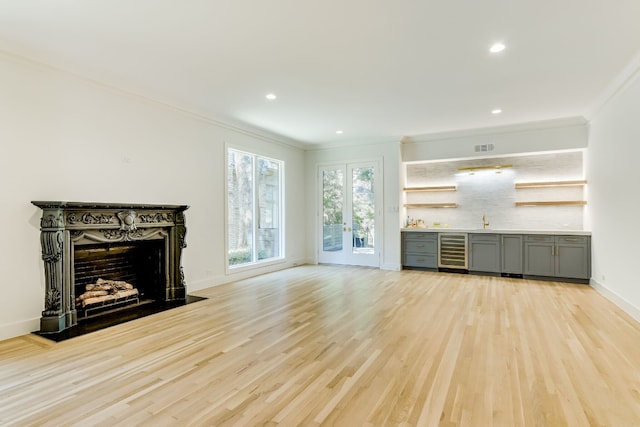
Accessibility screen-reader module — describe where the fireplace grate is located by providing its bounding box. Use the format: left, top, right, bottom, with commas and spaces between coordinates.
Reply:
74, 240, 164, 316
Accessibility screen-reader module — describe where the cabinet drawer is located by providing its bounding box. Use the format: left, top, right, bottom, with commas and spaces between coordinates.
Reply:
404, 254, 437, 268
405, 239, 437, 253
403, 232, 437, 241
556, 236, 588, 245
469, 233, 499, 242
524, 235, 554, 243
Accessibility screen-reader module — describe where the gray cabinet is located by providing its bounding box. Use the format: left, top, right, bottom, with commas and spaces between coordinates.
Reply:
501, 234, 523, 274
556, 236, 591, 279
402, 232, 437, 270
402, 231, 590, 282
524, 235, 555, 276
469, 233, 523, 275
524, 235, 590, 281
469, 233, 500, 273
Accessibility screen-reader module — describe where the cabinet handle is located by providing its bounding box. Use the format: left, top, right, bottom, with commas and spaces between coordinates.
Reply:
556, 246, 560, 256
551, 246, 555, 256
416, 244, 425, 248
416, 258, 425, 261
563, 238, 579, 242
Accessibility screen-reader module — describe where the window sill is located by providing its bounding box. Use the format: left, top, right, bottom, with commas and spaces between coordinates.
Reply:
226, 257, 287, 275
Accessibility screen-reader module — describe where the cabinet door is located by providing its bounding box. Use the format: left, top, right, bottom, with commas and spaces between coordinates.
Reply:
469, 234, 500, 273
501, 235, 523, 274
524, 235, 555, 276
556, 236, 590, 279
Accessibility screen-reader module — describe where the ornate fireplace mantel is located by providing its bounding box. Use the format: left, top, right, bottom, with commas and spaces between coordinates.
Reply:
32, 201, 189, 333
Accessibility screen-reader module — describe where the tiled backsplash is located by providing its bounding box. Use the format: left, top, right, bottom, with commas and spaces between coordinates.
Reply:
404, 150, 585, 230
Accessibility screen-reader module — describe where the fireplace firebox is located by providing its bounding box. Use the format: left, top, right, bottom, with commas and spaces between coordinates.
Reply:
32, 201, 189, 334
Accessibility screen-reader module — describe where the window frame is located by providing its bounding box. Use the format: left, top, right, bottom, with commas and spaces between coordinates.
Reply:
225, 145, 285, 272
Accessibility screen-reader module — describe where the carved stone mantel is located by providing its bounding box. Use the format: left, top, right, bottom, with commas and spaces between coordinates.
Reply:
32, 201, 189, 333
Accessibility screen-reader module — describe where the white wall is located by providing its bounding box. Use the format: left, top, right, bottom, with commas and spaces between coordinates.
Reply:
402, 118, 588, 163
0, 53, 306, 341
305, 142, 402, 270
587, 71, 640, 321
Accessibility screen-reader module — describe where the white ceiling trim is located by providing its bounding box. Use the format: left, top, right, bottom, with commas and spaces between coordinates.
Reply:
0, 49, 307, 151
585, 49, 640, 121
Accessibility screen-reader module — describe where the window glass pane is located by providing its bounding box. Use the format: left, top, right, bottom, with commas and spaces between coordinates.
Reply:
257, 158, 280, 260
322, 169, 343, 252
227, 148, 283, 268
352, 167, 375, 254
227, 150, 254, 266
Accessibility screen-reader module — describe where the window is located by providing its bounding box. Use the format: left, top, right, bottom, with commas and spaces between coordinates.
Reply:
227, 148, 283, 267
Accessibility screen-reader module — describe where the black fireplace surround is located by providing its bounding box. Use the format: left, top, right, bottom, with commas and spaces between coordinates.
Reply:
32, 201, 189, 334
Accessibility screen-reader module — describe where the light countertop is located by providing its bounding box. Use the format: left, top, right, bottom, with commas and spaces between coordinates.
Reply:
401, 228, 591, 236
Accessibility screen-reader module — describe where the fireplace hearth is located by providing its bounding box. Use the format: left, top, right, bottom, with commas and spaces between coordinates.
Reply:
32, 201, 189, 334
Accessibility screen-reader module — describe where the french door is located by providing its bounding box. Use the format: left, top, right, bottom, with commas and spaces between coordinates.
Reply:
318, 161, 380, 267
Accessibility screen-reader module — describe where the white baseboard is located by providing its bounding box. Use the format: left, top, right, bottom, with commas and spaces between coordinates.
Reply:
187, 259, 311, 293
0, 317, 40, 343
591, 279, 640, 323
381, 262, 402, 271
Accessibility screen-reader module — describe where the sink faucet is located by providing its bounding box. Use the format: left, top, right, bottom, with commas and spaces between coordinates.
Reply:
482, 213, 490, 229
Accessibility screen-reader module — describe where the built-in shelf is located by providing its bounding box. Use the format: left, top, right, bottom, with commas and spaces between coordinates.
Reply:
404, 185, 457, 209
403, 185, 456, 192
515, 179, 587, 207
515, 200, 587, 207
515, 180, 587, 189
404, 203, 458, 208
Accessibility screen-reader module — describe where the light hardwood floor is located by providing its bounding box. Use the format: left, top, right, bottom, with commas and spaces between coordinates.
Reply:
1, 265, 640, 426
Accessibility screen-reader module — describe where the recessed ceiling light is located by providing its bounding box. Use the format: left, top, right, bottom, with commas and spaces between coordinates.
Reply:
492, 109, 502, 115
265, 93, 277, 100
336, 130, 344, 134
489, 43, 506, 53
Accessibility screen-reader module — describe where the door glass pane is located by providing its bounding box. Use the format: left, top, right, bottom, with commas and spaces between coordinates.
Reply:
257, 158, 280, 260
322, 169, 343, 252
352, 167, 375, 254
227, 151, 253, 265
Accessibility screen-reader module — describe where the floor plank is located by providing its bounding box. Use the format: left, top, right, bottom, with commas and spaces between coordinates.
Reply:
1, 265, 640, 426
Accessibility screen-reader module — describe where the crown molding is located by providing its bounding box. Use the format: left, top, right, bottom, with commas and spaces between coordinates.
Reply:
308, 136, 402, 152
0, 49, 307, 151
586, 50, 640, 121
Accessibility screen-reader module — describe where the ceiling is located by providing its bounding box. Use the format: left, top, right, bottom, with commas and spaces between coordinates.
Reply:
1, 1, 640, 146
